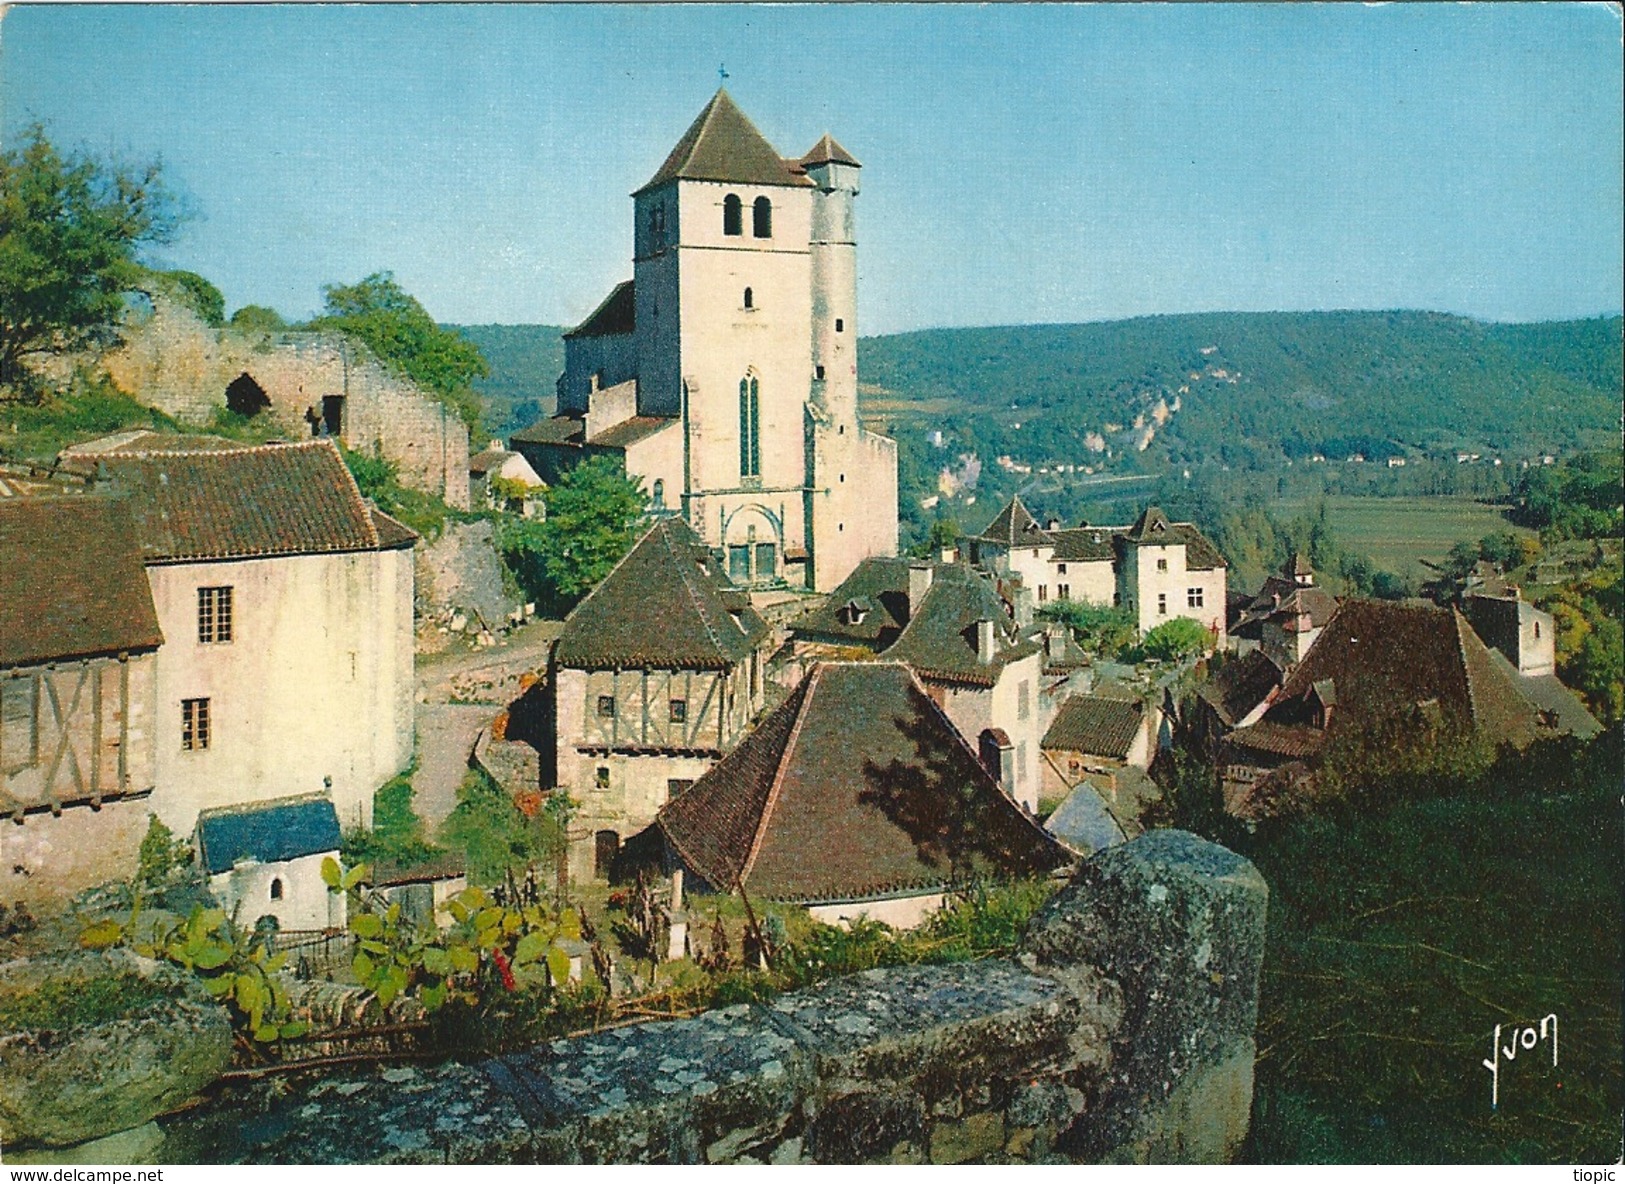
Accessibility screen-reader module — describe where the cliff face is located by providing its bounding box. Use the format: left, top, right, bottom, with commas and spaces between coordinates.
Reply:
98, 297, 469, 509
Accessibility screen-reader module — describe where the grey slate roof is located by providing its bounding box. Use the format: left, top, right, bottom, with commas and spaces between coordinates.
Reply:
564, 280, 636, 340
791, 556, 915, 650
973, 496, 1051, 548
554, 517, 769, 671
885, 564, 1039, 687
801, 133, 861, 169
658, 662, 1069, 903
1044, 782, 1127, 856
638, 90, 814, 194
1486, 651, 1603, 739
196, 794, 341, 875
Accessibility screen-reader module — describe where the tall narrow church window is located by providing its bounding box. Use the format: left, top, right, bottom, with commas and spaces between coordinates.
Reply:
753, 196, 772, 238
743, 287, 753, 310
723, 194, 742, 236
738, 375, 760, 478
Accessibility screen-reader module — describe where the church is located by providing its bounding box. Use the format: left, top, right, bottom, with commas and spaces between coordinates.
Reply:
511, 90, 898, 593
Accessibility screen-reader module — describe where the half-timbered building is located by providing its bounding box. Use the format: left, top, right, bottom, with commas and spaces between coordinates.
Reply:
550, 517, 773, 880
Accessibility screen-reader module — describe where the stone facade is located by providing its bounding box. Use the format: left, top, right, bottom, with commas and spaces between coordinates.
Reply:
151, 830, 1266, 1166
101, 298, 470, 508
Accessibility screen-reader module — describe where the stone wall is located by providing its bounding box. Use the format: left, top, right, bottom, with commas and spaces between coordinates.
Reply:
156, 829, 1266, 1165
99, 299, 469, 508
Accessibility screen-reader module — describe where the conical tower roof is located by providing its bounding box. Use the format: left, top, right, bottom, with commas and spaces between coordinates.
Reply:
801, 132, 861, 169
637, 89, 813, 194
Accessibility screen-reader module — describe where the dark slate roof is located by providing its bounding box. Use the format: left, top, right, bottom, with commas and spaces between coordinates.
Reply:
0, 496, 164, 667
885, 565, 1039, 687
791, 556, 915, 649
1196, 650, 1285, 728
1042, 695, 1145, 759
801, 133, 861, 168
1487, 652, 1603, 740
195, 794, 341, 874
469, 446, 516, 475
511, 416, 587, 447
1171, 525, 1228, 571
658, 662, 1069, 903
564, 280, 636, 340
1044, 782, 1127, 856
973, 495, 1051, 547
637, 89, 814, 194
1268, 599, 1541, 746
554, 517, 769, 671
590, 415, 678, 450
97, 439, 395, 563
1049, 526, 1122, 562
367, 850, 468, 887
1123, 505, 1174, 543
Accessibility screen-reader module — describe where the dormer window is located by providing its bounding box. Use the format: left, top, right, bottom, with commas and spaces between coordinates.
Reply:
753, 196, 772, 238
723, 194, 743, 236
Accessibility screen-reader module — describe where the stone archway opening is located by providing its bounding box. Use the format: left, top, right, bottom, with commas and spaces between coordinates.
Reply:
225, 372, 271, 417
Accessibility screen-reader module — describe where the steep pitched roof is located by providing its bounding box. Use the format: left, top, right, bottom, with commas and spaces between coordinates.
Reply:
1196, 649, 1284, 728
658, 662, 1068, 903
95, 439, 403, 563
554, 517, 769, 671
790, 556, 914, 649
0, 496, 164, 667
885, 564, 1039, 687
637, 89, 814, 194
1044, 782, 1127, 856
563, 280, 636, 340
1267, 598, 1541, 745
195, 794, 341, 875
801, 133, 861, 169
1042, 695, 1145, 760
1124, 506, 1174, 543
974, 495, 1051, 548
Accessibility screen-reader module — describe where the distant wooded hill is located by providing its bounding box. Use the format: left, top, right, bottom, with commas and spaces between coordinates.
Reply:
451, 311, 1620, 464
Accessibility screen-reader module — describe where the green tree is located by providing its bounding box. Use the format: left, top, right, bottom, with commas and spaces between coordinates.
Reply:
498, 456, 646, 608
143, 267, 223, 327
308, 272, 487, 431
0, 127, 179, 390
229, 303, 287, 332
1137, 616, 1213, 663
1037, 600, 1138, 659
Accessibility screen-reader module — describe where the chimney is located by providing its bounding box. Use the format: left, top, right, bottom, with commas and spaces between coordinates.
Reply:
1044, 620, 1066, 660
1047, 518, 1061, 531
940, 546, 957, 565
976, 618, 997, 664
907, 561, 935, 619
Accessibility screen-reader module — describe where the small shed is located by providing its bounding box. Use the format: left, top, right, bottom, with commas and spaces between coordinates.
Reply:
196, 794, 346, 933
366, 852, 469, 929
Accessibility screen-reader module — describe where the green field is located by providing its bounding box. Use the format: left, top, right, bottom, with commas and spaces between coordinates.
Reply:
1273, 496, 1530, 573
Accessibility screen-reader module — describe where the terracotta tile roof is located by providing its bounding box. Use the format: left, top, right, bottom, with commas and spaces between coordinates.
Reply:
370, 508, 418, 550
95, 439, 393, 563
0, 496, 164, 667
658, 662, 1069, 903
367, 850, 468, 887
1268, 598, 1541, 745
801, 133, 861, 169
1223, 720, 1327, 760
563, 280, 636, 340
510, 416, 587, 447
973, 495, 1051, 547
195, 793, 341, 875
1042, 694, 1145, 760
637, 89, 814, 195
1196, 650, 1284, 728
554, 517, 769, 671
589, 415, 678, 450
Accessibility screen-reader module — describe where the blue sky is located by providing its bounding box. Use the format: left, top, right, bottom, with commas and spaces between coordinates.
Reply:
2, 3, 1620, 334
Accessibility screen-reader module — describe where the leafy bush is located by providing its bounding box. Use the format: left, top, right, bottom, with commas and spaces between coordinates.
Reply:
228, 304, 287, 332
496, 455, 646, 609
0, 371, 177, 462
438, 767, 567, 887
1037, 600, 1138, 659
339, 442, 449, 539
1136, 616, 1213, 663
136, 814, 192, 891
143, 268, 224, 327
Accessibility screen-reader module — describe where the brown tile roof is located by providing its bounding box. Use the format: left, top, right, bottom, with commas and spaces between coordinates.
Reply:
554, 517, 769, 671
1042, 694, 1145, 760
0, 496, 164, 667
885, 565, 1039, 687
1124, 505, 1174, 543
589, 415, 678, 450
563, 280, 636, 340
1049, 526, 1122, 562
1196, 649, 1284, 728
370, 508, 418, 550
637, 89, 814, 195
791, 556, 914, 649
1168, 524, 1227, 571
973, 495, 1051, 547
96, 439, 396, 563
1223, 720, 1327, 760
510, 416, 587, 447
658, 662, 1069, 903
61, 430, 250, 457
1268, 598, 1541, 746
801, 133, 861, 169
468, 447, 516, 475
1488, 653, 1603, 739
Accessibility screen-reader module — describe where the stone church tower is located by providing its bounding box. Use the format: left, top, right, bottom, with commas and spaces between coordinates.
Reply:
525, 90, 897, 592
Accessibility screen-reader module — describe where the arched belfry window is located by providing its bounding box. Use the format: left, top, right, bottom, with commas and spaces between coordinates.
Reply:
753, 196, 772, 238
723, 194, 742, 237
743, 287, 754, 310
738, 374, 761, 479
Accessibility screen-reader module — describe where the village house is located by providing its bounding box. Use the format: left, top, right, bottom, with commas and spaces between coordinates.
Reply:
1227, 553, 1339, 667
60, 435, 418, 834
1039, 689, 1162, 807
656, 662, 1069, 931
0, 498, 165, 908
966, 497, 1228, 643
468, 441, 545, 517
1216, 598, 1600, 821
195, 794, 347, 933
788, 557, 1080, 811
512, 90, 898, 593
549, 516, 774, 881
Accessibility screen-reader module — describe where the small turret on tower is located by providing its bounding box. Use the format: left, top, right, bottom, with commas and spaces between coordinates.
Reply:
803, 134, 861, 424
